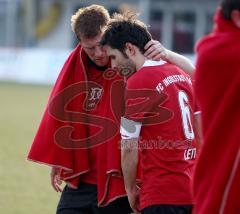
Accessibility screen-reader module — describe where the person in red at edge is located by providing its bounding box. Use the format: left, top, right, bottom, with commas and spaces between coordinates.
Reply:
27, 4, 195, 214
193, 0, 240, 213
101, 13, 201, 214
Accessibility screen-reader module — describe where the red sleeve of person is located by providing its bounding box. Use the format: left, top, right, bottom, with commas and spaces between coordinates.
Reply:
193, 8, 240, 213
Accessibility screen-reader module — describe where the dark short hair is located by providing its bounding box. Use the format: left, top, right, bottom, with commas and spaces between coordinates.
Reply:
71, 4, 110, 40
101, 12, 152, 55
221, 0, 240, 20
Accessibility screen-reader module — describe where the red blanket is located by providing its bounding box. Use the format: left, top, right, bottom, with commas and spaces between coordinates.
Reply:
194, 8, 240, 213
27, 44, 126, 206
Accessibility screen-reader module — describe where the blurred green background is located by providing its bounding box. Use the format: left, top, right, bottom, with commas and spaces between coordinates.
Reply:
0, 83, 60, 214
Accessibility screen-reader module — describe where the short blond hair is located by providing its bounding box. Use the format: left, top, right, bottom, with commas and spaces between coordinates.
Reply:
71, 4, 110, 40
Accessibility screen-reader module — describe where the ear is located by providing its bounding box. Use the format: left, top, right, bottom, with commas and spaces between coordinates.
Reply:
102, 45, 108, 52
231, 10, 240, 28
125, 42, 136, 57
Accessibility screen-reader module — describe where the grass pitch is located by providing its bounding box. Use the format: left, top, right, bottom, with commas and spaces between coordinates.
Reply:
0, 82, 60, 214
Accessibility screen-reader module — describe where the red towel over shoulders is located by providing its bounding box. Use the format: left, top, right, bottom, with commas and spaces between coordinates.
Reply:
27, 44, 126, 206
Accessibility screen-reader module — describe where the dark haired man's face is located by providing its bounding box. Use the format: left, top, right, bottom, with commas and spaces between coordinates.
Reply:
106, 46, 136, 77
80, 33, 109, 67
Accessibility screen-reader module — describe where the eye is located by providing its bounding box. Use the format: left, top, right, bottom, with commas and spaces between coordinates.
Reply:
87, 47, 94, 50
110, 55, 116, 60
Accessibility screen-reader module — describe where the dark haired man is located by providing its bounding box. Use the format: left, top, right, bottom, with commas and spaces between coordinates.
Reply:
27, 4, 196, 214
101, 13, 199, 214
193, 0, 240, 213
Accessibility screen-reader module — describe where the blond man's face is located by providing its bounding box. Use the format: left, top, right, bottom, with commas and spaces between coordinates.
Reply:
80, 33, 109, 67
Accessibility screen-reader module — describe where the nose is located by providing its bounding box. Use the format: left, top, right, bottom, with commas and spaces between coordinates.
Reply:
111, 60, 117, 68
94, 45, 104, 58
